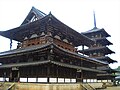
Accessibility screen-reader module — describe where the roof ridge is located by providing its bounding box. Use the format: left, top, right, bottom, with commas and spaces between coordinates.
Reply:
32, 6, 47, 16
21, 6, 46, 25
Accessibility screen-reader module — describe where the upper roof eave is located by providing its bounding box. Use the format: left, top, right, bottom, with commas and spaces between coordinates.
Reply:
0, 11, 94, 46
46, 13, 95, 46
0, 14, 48, 42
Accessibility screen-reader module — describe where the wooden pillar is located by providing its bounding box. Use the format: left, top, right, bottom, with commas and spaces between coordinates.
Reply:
76, 70, 77, 83
81, 60, 83, 82
10, 39, 12, 50
3, 72, 6, 82
63, 67, 65, 83
81, 70, 83, 82
36, 77, 38, 82
70, 69, 72, 83
56, 66, 58, 83
27, 77, 28, 82
18, 70, 20, 82
47, 64, 50, 83
82, 45, 84, 56
95, 64, 97, 69
10, 71, 12, 82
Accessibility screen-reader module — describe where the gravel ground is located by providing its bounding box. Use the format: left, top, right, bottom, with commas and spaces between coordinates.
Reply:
102, 86, 120, 90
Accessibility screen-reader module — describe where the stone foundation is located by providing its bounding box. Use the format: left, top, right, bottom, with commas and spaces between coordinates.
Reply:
0, 82, 82, 90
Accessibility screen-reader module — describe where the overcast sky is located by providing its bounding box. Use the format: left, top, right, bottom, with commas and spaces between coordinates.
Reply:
0, 0, 120, 69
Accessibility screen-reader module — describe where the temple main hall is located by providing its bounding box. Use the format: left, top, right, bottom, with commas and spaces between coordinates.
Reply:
0, 7, 117, 90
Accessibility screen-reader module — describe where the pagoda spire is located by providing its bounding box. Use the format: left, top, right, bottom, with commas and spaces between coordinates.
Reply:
93, 11, 97, 29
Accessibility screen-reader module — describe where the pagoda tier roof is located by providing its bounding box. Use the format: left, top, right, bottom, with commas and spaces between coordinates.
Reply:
79, 46, 115, 55
0, 12, 94, 47
0, 43, 108, 65
0, 60, 105, 73
95, 37, 113, 46
82, 28, 110, 37
95, 56, 117, 64
97, 66, 118, 73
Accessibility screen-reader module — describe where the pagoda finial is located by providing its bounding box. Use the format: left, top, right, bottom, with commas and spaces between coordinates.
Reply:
93, 10, 97, 29
49, 11, 52, 14
48, 11, 52, 18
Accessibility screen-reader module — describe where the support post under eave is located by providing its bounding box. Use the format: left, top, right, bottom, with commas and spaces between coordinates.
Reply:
82, 45, 84, 56
10, 39, 13, 50
47, 64, 50, 83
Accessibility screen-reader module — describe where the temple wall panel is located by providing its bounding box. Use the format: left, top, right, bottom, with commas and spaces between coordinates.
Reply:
53, 39, 76, 52
82, 71, 97, 79
22, 36, 47, 48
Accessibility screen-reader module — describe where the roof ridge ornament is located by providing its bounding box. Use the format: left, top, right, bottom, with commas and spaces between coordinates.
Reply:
49, 11, 52, 17
49, 11, 51, 14
48, 11, 52, 22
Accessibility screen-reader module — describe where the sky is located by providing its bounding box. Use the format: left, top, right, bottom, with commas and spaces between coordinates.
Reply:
0, 0, 120, 69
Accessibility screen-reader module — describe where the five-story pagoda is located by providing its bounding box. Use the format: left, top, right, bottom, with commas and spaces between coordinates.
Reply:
80, 12, 117, 82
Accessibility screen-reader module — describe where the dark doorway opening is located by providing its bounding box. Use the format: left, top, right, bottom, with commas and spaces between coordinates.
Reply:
10, 67, 19, 82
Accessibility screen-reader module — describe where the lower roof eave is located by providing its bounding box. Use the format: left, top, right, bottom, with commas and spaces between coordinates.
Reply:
0, 60, 50, 68
0, 43, 107, 66
0, 60, 105, 73
51, 61, 105, 73
0, 43, 52, 58
53, 44, 108, 65
97, 74, 116, 77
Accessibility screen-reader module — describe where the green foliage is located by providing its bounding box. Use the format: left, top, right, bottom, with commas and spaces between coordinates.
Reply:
116, 66, 120, 70
113, 66, 120, 75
